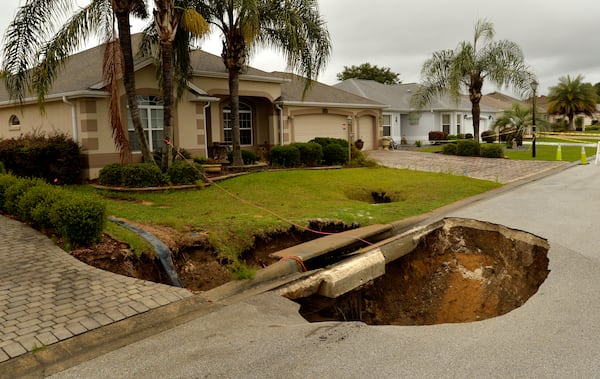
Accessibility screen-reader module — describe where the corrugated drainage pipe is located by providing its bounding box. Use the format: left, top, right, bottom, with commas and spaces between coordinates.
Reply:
109, 217, 185, 288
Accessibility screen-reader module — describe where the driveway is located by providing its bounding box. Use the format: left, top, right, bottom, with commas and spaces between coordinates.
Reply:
367, 149, 569, 183
50, 163, 600, 378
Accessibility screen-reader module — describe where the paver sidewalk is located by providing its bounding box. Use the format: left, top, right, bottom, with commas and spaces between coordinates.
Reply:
0, 216, 192, 363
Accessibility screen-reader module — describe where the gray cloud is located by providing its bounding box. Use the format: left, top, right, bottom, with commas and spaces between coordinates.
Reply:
2, 0, 600, 96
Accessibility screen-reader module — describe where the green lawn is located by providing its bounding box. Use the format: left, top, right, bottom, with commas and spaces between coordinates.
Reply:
416, 142, 596, 162
72, 168, 500, 259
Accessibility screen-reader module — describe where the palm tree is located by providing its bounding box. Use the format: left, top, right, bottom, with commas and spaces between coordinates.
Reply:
152, 0, 208, 170
2, 0, 155, 163
547, 75, 597, 131
194, 0, 331, 166
411, 19, 535, 142
492, 103, 548, 146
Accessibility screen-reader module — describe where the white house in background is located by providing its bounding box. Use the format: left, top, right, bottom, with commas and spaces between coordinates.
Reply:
334, 79, 499, 144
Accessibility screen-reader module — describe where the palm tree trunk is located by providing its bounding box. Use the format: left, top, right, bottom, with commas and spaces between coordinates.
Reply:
160, 40, 175, 171
115, 11, 155, 164
228, 67, 243, 166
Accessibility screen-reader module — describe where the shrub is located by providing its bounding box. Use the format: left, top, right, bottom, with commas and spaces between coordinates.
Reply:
17, 184, 62, 227
121, 163, 167, 188
415, 140, 422, 147
290, 142, 323, 166
0, 174, 19, 210
167, 160, 203, 185
322, 143, 347, 165
0, 132, 82, 184
481, 130, 497, 143
3, 177, 46, 215
269, 145, 301, 167
50, 194, 105, 246
480, 144, 504, 158
428, 131, 446, 143
447, 134, 457, 140
309, 137, 349, 163
456, 140, 480, 156
153, 147, 192, 167
465, 133, 474, 140
442, 143, 457, 155
227, 149, 258, 165
98, 163, 125, 186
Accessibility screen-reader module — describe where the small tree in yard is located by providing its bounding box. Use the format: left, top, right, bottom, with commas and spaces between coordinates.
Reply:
547, 75, 597, 131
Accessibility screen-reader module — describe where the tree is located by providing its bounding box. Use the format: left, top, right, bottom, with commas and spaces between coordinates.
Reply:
411, 19, 535, 142
547, 75, 597, 131
336, 63, 400, 85
593, 82, 600, 99
195, 0, 331, 166
492, 103, 547, 146
2, 0, 155, 164
152, 0, 208, 170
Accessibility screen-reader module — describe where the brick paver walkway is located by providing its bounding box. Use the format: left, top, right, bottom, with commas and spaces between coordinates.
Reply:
367, 150, 570, 183
0, 216, 192, 363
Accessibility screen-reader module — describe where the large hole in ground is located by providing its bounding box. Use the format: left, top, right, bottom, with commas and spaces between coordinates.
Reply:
294, 220, 550, 325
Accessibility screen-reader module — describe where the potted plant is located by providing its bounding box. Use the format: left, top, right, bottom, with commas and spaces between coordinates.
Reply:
354, 139, 364, 150
380, 137, 392, 150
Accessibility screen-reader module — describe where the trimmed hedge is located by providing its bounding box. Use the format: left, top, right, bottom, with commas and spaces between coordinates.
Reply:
309, 137, 349, 165
98, 163, 167, 188
0, 174, 105, 245
50, 194, 105, 245
290, 142, 323, 166
442, 143, 457, 155
480, 144, 504, 158
0, 132, 82, 184
167, 160, 203, 185
428, 131, 446, 143
269, 145, 301, 167
456, 140, 480, 156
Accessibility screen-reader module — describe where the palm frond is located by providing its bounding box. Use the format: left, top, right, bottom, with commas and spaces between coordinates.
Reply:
103, 37, 131, 162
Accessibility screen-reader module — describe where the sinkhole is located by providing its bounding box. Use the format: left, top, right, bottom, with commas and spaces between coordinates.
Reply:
288, 218, 550, 326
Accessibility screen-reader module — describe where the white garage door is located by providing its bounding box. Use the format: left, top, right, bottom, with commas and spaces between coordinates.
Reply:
357, 116, 376, 150
293, 114, 348, 142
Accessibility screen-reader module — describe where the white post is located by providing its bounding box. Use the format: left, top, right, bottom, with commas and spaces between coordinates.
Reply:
595, 141, 600, 165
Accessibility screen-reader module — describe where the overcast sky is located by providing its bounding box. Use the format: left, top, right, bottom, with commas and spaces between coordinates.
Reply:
2, 0, 600, 97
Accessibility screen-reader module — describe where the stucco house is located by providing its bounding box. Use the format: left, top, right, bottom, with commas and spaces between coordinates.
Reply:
334, 79, 499, 144
0, 38, 384, 179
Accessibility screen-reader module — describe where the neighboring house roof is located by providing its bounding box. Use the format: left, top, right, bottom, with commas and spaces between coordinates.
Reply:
274, 72, 385, 108
334, 78, 499, 113
480, 91, 528, 111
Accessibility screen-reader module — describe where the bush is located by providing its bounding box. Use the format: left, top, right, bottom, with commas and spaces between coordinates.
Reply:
167, 160, 203, 185
456, 140, 480, 156
465, 133, 474, 140
428, 131, 446, 143
98, 163, 124, 186
290, 142, 323, 166
0, 174, 19, 210
322, 143, 347, 165
269, 145, 301, 167
0, 132, 82, 184
481, 130, 497, 143
3, 177, 46, 215
480, 144, 504, 158
153, 147, 192, 167
442, 143, 457, 155
50, 194, 105, 246
308, 137, 348, 165
121, 163, 167, 188
227, 149, 258, 165
17, 184, 62, 227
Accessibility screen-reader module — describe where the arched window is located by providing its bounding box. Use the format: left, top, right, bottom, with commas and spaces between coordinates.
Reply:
9, 114, 20, 127
223, 103, 253, 145
127, 96, 164, 152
